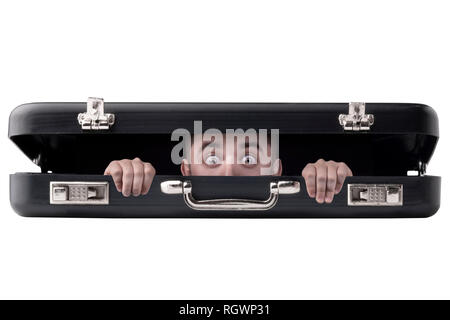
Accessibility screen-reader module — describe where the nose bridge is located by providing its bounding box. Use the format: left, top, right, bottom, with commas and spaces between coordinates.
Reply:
224, 163, 244, 176
223, 135, 237, 176
223, 163, 236, 176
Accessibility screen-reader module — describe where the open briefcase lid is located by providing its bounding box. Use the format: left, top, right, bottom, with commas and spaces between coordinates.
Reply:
8, 99, 439, 176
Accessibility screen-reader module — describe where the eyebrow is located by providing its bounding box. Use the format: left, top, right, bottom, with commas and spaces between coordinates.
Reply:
201, 140, 218, 150
238, 140, 259, 149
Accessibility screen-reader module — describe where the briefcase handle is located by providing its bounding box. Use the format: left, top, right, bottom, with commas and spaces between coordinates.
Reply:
160, 180, 300, 211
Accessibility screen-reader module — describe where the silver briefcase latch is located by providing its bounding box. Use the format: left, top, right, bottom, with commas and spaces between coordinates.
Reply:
339, 102, 374, 131
50, 181, 109, 205
78, 97, 115, 130
348, 184, 403, 206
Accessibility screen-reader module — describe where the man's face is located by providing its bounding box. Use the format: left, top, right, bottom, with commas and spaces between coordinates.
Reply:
181, 134, 282, 176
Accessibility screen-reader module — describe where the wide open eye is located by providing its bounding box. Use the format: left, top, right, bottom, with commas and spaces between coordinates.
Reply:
204, 155, 221, 166
241, 154, 257, 166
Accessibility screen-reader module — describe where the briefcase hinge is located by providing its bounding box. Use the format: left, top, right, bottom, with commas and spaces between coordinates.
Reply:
78, 97, 115, 130
339, 102, 374, 131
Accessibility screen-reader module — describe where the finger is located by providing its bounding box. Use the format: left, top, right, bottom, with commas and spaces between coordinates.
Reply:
120, 160, 134, 197
335, 163, 352, 194
104, 161, 123, 192
325, 163, 337, 203
302, 164, 316, 198
142, 163, 156, 195
131, 158, 144, 196
315, 163, 327, 203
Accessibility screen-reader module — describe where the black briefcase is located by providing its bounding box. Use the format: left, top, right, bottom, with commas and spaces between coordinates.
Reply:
9, 98, 440, 218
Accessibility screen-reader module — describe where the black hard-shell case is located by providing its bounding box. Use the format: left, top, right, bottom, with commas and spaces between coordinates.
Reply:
9, 102, 440, 218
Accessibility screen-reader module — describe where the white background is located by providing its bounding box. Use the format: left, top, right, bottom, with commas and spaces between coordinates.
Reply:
0, 0, 449, 299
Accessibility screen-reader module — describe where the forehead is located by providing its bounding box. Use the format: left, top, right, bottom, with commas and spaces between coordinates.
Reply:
191, 133, 271, 151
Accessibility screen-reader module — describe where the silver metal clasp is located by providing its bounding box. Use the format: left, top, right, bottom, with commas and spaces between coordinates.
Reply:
339, 102, 374, 131
50, 181, 109, 205
348, 184, 403, 206
78, 97, 115, 130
